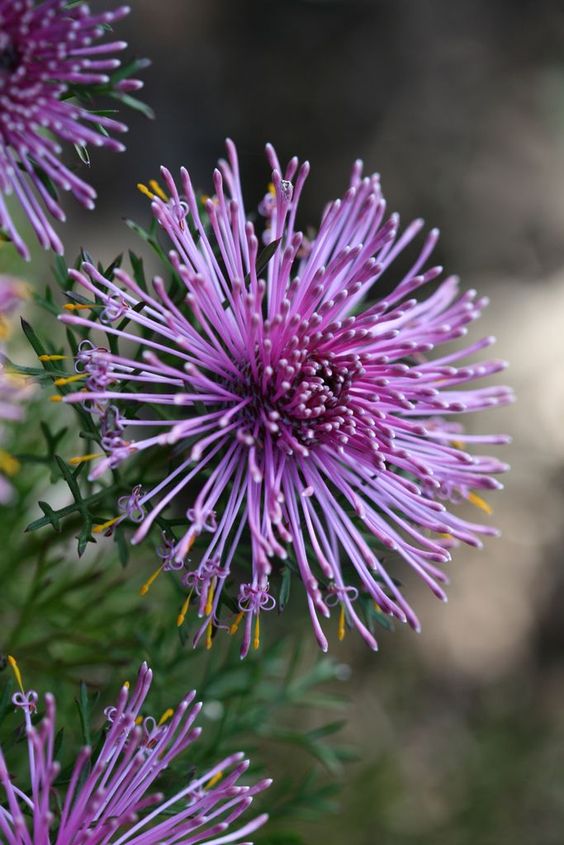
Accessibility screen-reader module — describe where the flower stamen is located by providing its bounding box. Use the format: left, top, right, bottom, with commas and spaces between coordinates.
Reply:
466, 491, 493, 515
0, 449, 20, 476
54, 373, 87, 386
93, 515, 122, 534
149, 179, 169, 201
229, 611, 244, 635
253, 615, 261, 651
137, 182, 156, 200
139, 564, 163, 596
177, 590, 193, 627
158, 707, 174, 726
204, 577, 216, 616
63, 303, 97, 312
205, 619, 214, 650
206, 770, 224, 789
7, 655, 24, 694
68, 452, 103, 465
338, 604, 346, 642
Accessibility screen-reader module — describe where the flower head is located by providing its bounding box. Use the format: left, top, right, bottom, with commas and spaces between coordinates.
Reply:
59, 140, 513, 655
0, 659, 270, 844
0, 1, 145, 260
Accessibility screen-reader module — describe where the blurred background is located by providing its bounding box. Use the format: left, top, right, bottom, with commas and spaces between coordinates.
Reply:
6, 1, 564, 843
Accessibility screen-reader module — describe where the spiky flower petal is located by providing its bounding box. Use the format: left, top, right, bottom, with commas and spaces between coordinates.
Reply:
0, 661, 270, 844
59, 140, 513, 654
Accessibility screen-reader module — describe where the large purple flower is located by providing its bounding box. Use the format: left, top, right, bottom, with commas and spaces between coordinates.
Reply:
58, 141, 512, 654
0, 659, 270, 844
0, 1, 144, 260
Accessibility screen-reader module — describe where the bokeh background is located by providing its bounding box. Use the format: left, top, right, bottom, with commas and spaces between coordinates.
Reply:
6, 1, 564, 843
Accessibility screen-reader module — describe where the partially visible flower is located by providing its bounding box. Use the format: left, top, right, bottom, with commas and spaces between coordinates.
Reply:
0, 1, 146, 260
58, 141, 513, 655
0, 275, 27, 329
0, 369, 29, 502
0, 659, 271, 845
0, 274, 30, 502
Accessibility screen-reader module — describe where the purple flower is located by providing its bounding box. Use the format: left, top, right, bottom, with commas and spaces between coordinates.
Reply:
0, 659, 270, 845
59, 140, 513, 654
0, 1, 144, 260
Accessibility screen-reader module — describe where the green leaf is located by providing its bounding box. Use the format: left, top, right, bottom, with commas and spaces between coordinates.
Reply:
279, 566, 292, 612
129, 250, 147, 291
257, 238, 282, 277
244, 238, 282, 288
108, 57, 151, 86
74, 144, 91, 167
53, 255, 70, 289
109, 91, 155, 120
75, 682, 94, 746
37, 501, 62, 532
20, 318, 46, 357
54, 727, 64, 758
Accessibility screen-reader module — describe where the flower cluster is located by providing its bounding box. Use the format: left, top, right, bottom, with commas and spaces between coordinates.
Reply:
0, 0, 144, 259
58, 140, 512, 655
0, 660, 270, 845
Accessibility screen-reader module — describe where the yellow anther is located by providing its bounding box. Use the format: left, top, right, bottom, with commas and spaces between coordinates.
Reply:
204, 578, 216, 616
176, 590, 193, 627
466, 491, 493, 515
201, 194, 220, 207
338, 604, 346, 642
253, 615, 260, 651
54, 373, 86, 386
373, 601, 381, 614
450, 439, 465, 450
229, 611, 244, 636
206, 770, 224, 789
137, 182, 155, 200
0, 317, 11, 342
123, 680, 130, 689
93, 515, 121, 534
135, 715, 143, 725
68, 452, 103, 465
158, 707, 174, 726
7, 656, 24, 694
205, 620, 213, 651
39, 354, 68, 362
139, 564, 163, 597
50, 395, 63, 403
149, 179, 169, 202
0, 450, 20, 476
63, 303, 95, 311
267, 182, 276, 196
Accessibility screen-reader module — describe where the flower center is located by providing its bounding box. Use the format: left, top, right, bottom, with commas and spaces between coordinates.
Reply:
0, 39, 20, 78
235, 353, 359, 451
